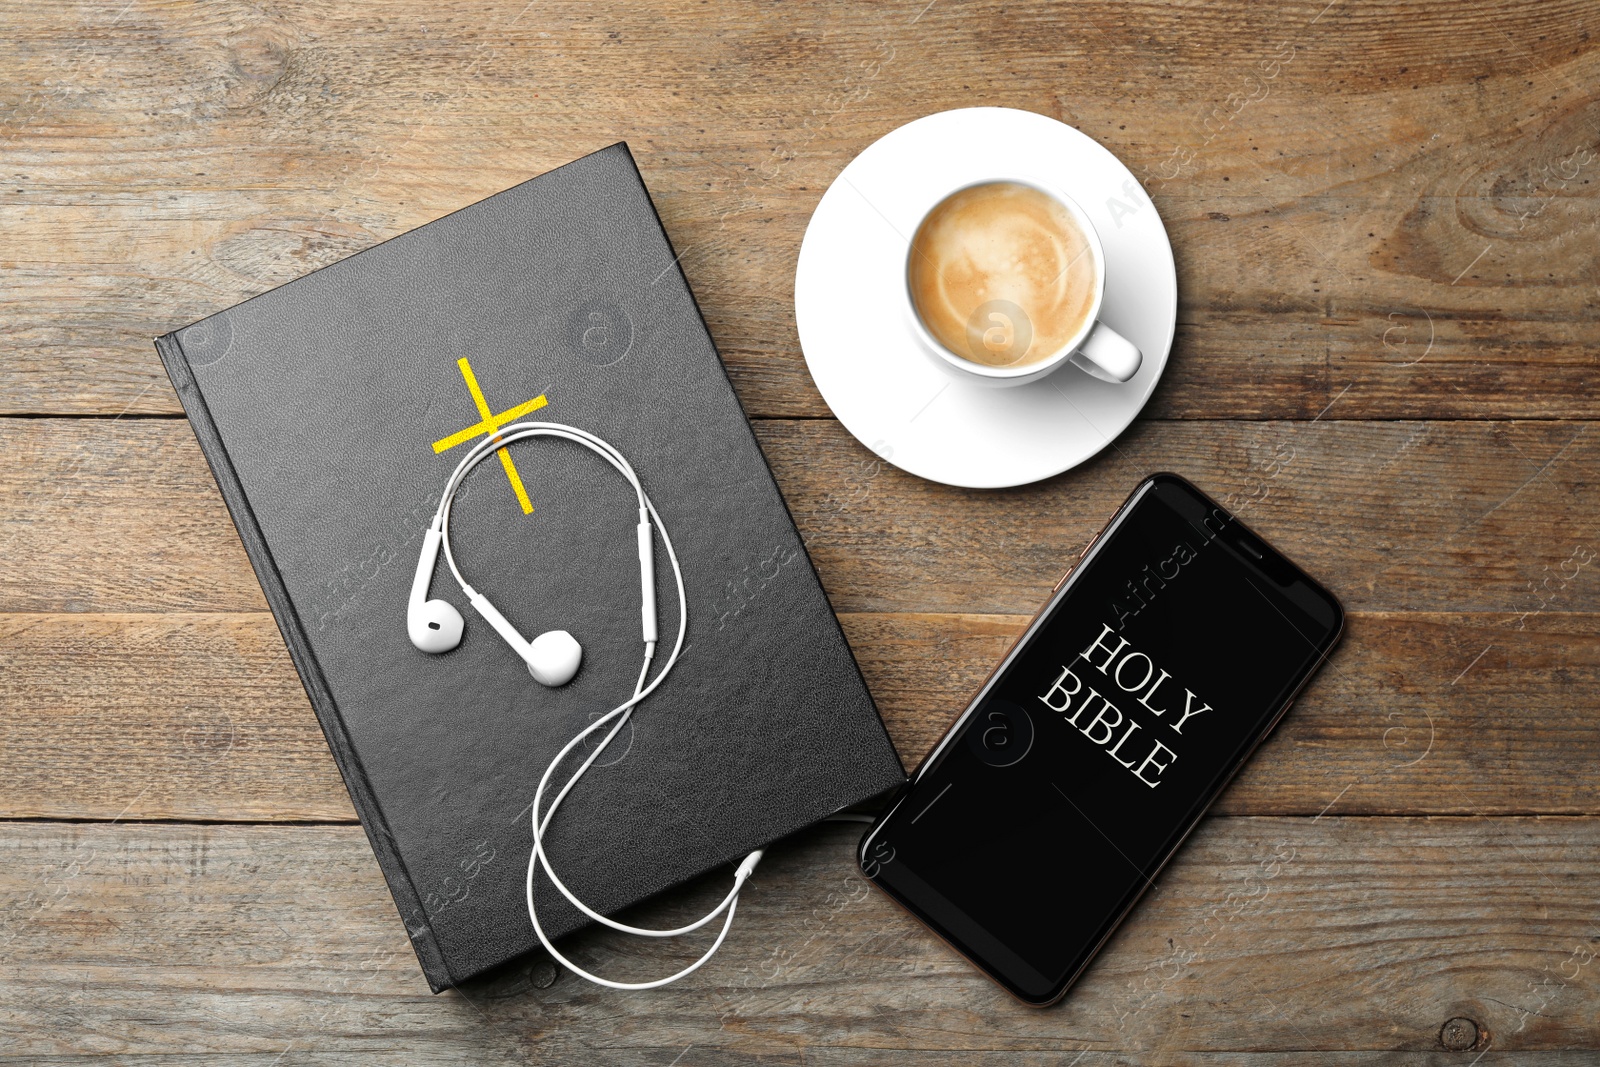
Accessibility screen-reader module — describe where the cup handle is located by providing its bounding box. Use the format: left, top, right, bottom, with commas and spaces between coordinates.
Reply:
1069, 321, 1142, 383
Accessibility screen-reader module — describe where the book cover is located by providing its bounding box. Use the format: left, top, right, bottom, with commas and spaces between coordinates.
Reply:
155, 143, 905, 991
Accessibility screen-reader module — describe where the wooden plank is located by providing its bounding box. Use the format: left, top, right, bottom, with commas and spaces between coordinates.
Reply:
1, 818, 1597, 1059
850, 610, 1600, 819
4, 418, 1597, 617
3, 2, 1598, 419
0, 612, 349, 823
2, 609, 1593, 821
0, 418, 268, 615
764, 417, 1600, 617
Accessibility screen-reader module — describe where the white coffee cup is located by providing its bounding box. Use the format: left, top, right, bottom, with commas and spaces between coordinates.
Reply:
900, 178, 1142, 388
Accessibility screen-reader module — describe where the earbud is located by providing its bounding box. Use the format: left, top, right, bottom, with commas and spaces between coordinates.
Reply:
466, 590, 583, 687
528, 630, 583, 686
408, 521, 465, 653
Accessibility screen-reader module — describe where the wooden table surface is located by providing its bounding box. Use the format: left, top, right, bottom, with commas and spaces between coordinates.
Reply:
5, 0, 1600, 1061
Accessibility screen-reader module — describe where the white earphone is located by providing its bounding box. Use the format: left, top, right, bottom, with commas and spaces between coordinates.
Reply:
410, 420, 762, 990
408, 465, 583, 687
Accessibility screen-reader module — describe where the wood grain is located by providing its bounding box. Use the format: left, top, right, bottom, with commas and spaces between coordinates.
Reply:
4, 417, 1597, 617
1, 609, 1593, 821
3, 1, 1598, 419
3, 819, 1598, 1059
6, 0, 1600, 1057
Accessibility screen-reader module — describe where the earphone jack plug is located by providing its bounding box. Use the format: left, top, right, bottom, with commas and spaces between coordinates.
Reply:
735, 850, 764, 882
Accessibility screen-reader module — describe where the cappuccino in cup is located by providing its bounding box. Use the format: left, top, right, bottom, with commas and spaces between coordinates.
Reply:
901, 178, 1141, 386
908, 181, 1098, 369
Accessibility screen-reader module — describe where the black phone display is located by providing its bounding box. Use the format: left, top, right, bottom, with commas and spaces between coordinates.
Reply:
858, 473, 1344, 1005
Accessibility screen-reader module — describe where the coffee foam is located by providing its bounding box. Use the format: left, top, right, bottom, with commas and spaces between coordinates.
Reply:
907, 182, 1099, 368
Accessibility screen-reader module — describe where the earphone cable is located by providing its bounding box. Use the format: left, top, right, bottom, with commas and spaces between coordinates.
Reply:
525, 486, 756, 937
428, 421, 761, 989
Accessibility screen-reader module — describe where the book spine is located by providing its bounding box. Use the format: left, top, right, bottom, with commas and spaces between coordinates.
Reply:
154, 333, 455, 993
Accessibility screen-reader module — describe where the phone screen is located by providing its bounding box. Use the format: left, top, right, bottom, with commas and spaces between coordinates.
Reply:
859, 474, 1342, 1004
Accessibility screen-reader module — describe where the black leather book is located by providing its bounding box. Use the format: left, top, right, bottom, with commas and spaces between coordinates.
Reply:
155, 143, 905, 992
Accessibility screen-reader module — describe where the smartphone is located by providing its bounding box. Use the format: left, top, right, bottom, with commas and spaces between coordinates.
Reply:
858, 473, 1343, 1006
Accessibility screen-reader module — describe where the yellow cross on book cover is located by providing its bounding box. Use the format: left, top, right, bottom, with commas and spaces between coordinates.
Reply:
153, 142, 904, 993
433, 356, 548, 514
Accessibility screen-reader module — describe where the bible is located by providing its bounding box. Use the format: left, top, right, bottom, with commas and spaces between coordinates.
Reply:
155, 143, 905, 991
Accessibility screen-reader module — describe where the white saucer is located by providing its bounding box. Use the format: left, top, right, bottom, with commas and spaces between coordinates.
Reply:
795, 107, 1177, 489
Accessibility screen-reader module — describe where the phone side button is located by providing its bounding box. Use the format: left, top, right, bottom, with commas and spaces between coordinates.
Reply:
1055, 532, 1102, 591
